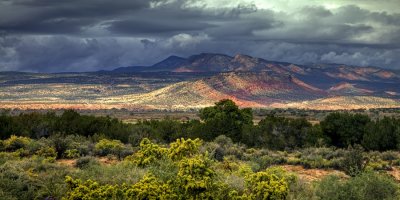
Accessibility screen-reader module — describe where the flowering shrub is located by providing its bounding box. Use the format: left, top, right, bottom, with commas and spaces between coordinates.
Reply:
126, 138, 167, 167
243, 169, 289, 200
175, 154, 219, 199
3, 135, 31, 152
95, 139, 125, 157
125, 173, 176, 199
64, 173, 175, 200
64, 176, 123, 200
168, 138, 202, 160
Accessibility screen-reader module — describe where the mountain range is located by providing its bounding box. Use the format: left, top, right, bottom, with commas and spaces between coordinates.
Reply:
1, 53, 400, 110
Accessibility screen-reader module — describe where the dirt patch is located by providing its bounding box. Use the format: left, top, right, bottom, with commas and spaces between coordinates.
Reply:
388, 167, 400, 182
281, 165, 348, 182
98, 157, 119, 165
56, 157, 118, 168
57, 159, 76, 167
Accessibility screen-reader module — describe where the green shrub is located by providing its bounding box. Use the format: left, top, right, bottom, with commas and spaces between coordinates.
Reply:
3, 135, 31, 152
75, 156, 99, 169
366, 160, 391, 171
342, 145, 365, 176
252, 155, 287, 170
148, 157, 178, 183
380, 151, 400, 164
0, 152, 20, 165
0, 159, 69, 200
36, 146, 57, 158
0, 162, 38, 199
95, 139, 125, 158
316, 172, 400, 200
0, 140, 4, 151
64, 149, 80, 159
48, 134, 73, 158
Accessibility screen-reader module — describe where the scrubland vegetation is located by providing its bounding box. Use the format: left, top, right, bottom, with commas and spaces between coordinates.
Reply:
0, 99, 400, 199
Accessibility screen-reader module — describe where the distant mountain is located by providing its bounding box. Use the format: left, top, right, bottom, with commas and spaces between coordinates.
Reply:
100, 70, 400, 110
1, 53, 400, 110
112, 53, 399, 80
112, 53, 295, 73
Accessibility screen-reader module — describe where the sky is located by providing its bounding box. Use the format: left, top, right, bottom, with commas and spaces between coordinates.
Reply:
0, 0, 399, 72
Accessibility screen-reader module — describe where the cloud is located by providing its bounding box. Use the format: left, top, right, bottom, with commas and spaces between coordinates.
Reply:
0, 0, 153, 34
0, 0, 399, 71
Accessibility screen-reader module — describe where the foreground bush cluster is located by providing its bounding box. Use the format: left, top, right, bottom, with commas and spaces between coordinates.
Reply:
0, 135, 399, 199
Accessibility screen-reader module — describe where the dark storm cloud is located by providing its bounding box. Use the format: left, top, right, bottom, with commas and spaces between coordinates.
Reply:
0, 0, 152, 34
106, 1, 279, 38
0, 0, 399, 72
108, 19, 214, 36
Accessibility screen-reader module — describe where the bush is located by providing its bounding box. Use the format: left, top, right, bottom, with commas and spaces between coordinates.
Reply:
0, 159, 69, 200
3, 135, 31, 152
64, 173, 176, 200
35, 146, 57, 162
243, 168, 289, 200
64, 176, 123, 199
342, 145, 365, 176
75, 156, 99, 169
125, 173, 176, 199
126, 138, 167, 167
168, 138, 202, 160
64, 149, 80, 159
95, 139, 125, 158
175, 154, 221, 199
0, 152, 20, 165
48, 134, 72, 159
316, 172, 399, 200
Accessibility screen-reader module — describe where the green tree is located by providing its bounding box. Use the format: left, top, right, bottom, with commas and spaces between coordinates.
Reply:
362, 117, 400, 151
320, 113, 370, 147
256, 115, 315, 150
199, 99, 253, 142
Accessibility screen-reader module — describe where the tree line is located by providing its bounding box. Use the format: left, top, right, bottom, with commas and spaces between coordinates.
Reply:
1, 99, 399, 151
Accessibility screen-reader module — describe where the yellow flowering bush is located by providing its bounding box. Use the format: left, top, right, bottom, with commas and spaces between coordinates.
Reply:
3, 135, 31, 152
125, 173, 176, 199
243, 169, 289, 200
64, 174, 175, 200
175, 154, 218, 199
168, 138, 202, 160
63, 176, 123, 200
126, 138, 167, 167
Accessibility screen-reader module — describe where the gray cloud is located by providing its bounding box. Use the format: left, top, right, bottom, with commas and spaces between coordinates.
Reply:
0, 0, 152, 34
0, 0, 399, 72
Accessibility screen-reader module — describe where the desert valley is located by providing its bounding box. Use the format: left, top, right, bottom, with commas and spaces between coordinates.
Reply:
1, 53, 400, 111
